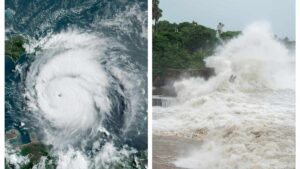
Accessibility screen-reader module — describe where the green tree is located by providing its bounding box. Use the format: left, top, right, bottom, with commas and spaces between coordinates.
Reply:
152, 0, 162, 28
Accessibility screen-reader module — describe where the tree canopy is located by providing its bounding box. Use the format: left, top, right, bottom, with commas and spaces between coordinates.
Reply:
152, 0, 162, 26
153, 20, 240, 81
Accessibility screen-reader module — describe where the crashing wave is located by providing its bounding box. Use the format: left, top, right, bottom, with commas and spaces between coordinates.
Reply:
153, 22, 295, 169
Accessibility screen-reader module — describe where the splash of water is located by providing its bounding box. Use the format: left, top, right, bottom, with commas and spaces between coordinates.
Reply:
153, 22, 295, 169
175, 22, 294, 102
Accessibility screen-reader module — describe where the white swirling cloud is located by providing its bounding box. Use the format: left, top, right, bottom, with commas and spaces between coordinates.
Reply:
25, 31, 122, 141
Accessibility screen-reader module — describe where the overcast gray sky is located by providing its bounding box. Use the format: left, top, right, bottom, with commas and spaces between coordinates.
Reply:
160, 0, 295, 40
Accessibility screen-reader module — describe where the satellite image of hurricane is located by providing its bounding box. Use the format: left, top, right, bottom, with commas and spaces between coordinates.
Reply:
5, 0, 148, 168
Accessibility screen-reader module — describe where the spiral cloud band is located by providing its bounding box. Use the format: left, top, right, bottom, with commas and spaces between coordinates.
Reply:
25, 31, 127, 140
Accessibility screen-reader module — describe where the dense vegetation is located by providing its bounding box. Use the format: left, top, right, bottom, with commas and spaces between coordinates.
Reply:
153, 20, 240, 81
20, 143, 55, 169
5, 35, 27, 61
152, 0, 162, 27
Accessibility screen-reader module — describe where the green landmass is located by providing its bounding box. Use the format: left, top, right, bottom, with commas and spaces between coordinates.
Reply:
5, 35, 27, 61
20, 143, 56, 169
5, 129, 56, 169
20, 143, 52, 162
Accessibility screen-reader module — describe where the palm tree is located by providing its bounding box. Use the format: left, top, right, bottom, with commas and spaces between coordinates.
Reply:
153, 0, 162, 29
